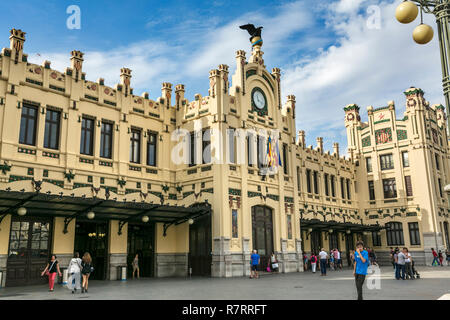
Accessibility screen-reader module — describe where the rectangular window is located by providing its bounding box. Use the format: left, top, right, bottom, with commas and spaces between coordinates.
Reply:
346, 179, 351, 200
405, 176, 413, 197
383, 178, 397, 199
146, 132, 157, 166
296, 166, 301, 191
380, 154, 394, 170
80, 117, 94, 155
340, 177, 345, 199
435, 153, 440, 171
372, 231, 382, 246
368, 181, 375, 200
257, 135, 266, 169
408, 222, 421, 245
313, 171, 319, 194
19, 104, 38, 146
189, 131, 196, 166
247, 135, 254, 166
366, 157, 372, 173
287, 214, 292, 240
329, 233, 339, 250
331, 175, 336, 197
386, 222, 404, 246
130, 128, 141, 164
306, 169, 312, 194
324, 173, 329, 196
203, 129, 211, 164
438, 178, 443, 198
283, 143, 288, 175
100, 121, 113, 159
43, 109, 60, 150
228, 128, 235, 164
402, 151, 409, 168
232, 209, 238, 239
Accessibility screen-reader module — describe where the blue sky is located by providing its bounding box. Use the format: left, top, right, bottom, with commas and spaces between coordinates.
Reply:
0, 0, 444, 154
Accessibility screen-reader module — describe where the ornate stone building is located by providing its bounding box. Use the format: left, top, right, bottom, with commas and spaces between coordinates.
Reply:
0, 28, 448, 287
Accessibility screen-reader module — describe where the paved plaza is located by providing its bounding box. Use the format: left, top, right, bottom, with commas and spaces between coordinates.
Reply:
0, 266, 449, 300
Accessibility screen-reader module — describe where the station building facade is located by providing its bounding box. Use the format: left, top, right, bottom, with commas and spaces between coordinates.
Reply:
0, 28, 448, 287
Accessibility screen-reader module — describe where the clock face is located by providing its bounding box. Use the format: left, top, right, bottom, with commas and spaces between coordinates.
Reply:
252, 89, 266, 110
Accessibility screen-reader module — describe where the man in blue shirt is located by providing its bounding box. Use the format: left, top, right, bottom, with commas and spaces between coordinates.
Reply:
353, 241, 369, 300
250, 250, 260, 279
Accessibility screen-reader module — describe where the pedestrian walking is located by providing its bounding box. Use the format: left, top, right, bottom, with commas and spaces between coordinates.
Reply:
41, 254, 62, 292
319, 248, 328, 276
329, 251, 335, 271
353, 241, 369, 300
368, 248, 378, 266
270, 252, 279, 272
310, 253, 318, 273
404, 248, 414, 280
132, 253, 140, 279
350, 250, 355, 266
67, 252, 82, 293
431, 248, 440, 266
250, 249, 260, 279
334, 248, 342, 270
396, 248, 407, 280
81, 252, 93, 293
438, 250, 444, 267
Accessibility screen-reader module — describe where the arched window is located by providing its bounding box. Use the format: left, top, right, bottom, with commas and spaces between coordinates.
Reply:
386, 222, 404, 246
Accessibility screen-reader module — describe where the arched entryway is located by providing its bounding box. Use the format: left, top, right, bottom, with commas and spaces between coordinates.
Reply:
251, 205, 274, 271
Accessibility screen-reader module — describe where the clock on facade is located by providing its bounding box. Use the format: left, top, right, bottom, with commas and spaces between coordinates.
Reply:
251, 87, 267, 115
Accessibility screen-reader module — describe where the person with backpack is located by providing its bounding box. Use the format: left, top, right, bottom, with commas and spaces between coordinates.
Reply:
81, 252, 93, 293
310, 253, 318, 273
41, 254, 62, 292
431, 248, 440, 266
67, 252, 82, 293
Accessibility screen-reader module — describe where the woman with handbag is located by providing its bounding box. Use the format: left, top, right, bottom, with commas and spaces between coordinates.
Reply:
81, 252, 93, 293
41, 255, 62, 292
67, 252, 82, 294
270, 252, 279, 272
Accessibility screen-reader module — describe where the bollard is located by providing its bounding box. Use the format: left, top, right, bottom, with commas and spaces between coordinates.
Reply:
121, 266, 127, 281
0, 271, 3, 288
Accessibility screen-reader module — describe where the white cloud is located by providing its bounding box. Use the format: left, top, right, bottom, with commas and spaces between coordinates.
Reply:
282, 0, 443, 152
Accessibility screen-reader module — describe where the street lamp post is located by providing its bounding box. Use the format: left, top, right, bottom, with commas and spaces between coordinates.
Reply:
396, 1, 450, 127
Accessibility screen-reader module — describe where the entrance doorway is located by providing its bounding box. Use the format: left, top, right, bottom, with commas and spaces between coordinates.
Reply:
6, 216, 52, 287
251, 206, 274, 271
345, 233, 354, 266
74, 221, 108, 280
127, 223, 155, 278
310, 230, 322, 255
189, 213, 212, 276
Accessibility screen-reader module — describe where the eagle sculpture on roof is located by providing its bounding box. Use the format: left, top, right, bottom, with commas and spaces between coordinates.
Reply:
239, 24, 263, 46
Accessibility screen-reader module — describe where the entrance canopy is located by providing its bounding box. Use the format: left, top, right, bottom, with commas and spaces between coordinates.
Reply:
0, 190, 211, 235
300, 218, 383, 233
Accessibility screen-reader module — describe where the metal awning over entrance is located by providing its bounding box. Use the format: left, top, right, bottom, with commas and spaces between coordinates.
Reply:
0, 190, 211, 235
300, 218, 383, 233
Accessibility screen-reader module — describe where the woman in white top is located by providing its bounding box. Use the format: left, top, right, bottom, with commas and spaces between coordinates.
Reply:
404, 248, 414, 280
67, 252, 82, 293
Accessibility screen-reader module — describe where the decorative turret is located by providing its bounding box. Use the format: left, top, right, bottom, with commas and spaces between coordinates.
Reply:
175, 84, 185, 110
297, 130, 306, 147
272, 68, 281, 109
218, 64, 229, 94
120, 68, 132, 97
209, 69, 220, 98
434, 104, 447, 128
161, 82, 172, 108
70, 50, 84, 82
344, 104, 361, 151
9, 28, 25, 64
286, 95, 296, 119
404, 87, 425, 110
333, 143, 340, 157
316, 137, 324, 154
235, 50, 246, 95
